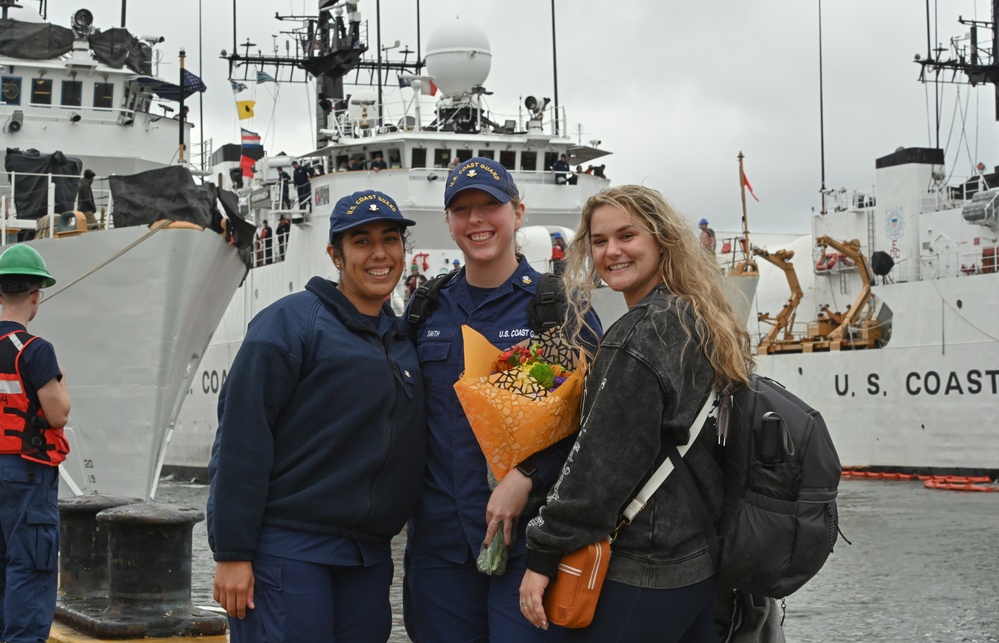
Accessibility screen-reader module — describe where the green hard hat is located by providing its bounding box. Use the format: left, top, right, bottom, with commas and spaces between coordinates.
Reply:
0, 245, 56, 288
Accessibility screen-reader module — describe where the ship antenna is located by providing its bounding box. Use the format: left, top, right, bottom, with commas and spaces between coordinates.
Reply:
376, 0, 383, 127
818, 0, 827, 215
551, 0, 560, 136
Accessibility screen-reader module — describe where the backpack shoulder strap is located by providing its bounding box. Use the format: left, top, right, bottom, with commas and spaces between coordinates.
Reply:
527, 273, 566, 335
407, 274, 450, 337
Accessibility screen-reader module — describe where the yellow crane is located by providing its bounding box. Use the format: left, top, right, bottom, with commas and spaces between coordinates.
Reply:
805, 237, 883, 351
753, 247, 804, 355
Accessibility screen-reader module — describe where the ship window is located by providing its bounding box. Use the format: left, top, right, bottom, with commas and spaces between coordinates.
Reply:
433, 148, 450, 168
411, 148, 427, 168
499, 150, 516, 170
478, 149, 495, 160
388, 148, 402, 168
31, 78, 53, 105
521, 151, 538, 171
334, 154, 349, 170
456, 149, 472, 163
61, 80, 83, 107
93, 82, 114, 109
1, 77, 21, 105
544, 152, 559, 172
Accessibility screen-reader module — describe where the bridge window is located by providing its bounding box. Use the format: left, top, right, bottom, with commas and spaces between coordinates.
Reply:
31, 78, 53, 105
1, 77, 21, 105
411, 147, 427, 169
456, 149, 472, 164
388, 148, 402, 168
433, 148, 450, 168
61, 80, 83, 107
521, 151, 538, 171
477, 149, 495, 160
544, 152, 559, 171
93, 82, 114, 109
499, 150, 516, 170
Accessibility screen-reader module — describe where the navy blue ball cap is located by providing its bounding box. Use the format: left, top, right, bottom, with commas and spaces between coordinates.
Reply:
328, 190, 415, 241
444, 157, 520, 209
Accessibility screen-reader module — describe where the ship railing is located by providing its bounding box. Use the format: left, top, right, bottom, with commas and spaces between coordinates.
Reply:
0, 171, 115, 243
326, 97, 569, 141
7, 103, 133, 127
402, 167, 585, 187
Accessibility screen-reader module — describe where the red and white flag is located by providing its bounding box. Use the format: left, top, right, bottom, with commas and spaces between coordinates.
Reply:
743, 173, 760, 202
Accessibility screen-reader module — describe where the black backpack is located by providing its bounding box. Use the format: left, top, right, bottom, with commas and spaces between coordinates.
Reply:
406, 271, 566, 337
672, 374, 842, 599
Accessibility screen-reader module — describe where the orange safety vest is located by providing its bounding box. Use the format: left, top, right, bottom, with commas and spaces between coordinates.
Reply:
0, 330, 68, 466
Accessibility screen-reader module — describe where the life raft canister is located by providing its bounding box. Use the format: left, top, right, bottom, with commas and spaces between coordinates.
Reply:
0, 330, 68, 466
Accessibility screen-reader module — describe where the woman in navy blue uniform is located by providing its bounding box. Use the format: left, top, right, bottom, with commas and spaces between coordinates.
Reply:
404, 157, 601, 642
208, 190, 425, 642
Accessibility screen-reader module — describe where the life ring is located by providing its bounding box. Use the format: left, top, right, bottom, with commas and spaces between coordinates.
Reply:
815, 253, 837, 271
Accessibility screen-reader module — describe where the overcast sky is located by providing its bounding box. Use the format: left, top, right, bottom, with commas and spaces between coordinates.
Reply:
29, 0, 999, 233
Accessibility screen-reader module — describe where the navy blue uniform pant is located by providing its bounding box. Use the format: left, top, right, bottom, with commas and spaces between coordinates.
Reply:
228, 551, 393, 643
0, 455, 59, 643
565, 575, 718, 643
404, 547, 564, 643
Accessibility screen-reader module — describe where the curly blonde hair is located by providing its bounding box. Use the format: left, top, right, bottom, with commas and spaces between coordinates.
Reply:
563, 185, 754, 390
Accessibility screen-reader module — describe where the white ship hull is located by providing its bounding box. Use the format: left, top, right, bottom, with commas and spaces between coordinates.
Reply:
20, 225, 246, 499
757, 275, 999, 473
747, 148, 999, 475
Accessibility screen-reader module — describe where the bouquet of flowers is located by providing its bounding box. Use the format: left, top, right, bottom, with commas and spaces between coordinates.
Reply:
453, 325, 587, 575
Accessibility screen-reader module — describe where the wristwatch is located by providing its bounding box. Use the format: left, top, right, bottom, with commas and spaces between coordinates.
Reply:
516, 460, 542, 491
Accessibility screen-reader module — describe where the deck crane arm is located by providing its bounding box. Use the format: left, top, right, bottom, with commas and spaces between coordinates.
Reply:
814, 236, 875, 341
752, 246, 804, 353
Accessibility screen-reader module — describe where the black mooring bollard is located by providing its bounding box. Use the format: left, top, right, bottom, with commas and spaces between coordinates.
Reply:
57, 494, 143, 602
54, 501, 226, 639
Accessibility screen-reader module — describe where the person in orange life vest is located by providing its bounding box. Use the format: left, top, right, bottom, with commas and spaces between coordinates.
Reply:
0, 244, 71, 643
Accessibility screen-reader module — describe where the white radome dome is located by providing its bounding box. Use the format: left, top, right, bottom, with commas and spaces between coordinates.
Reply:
424, 20, 491, 96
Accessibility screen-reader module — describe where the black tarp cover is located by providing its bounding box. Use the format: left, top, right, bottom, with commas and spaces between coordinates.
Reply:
4, 148, 83, 219
0, 20, 74, 59
88, 28, 151, 75
109, 166, 255, 254
0, 19, 151, 75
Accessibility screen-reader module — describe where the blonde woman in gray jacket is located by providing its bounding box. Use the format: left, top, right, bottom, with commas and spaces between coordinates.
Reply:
520, 185, 754, 641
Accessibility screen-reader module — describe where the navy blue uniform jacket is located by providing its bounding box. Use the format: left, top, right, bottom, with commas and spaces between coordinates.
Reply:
408, 258, 601, 563
209, 276, 425, 561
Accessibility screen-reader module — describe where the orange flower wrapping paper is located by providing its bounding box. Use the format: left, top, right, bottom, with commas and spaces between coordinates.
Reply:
454, 325, 587, 482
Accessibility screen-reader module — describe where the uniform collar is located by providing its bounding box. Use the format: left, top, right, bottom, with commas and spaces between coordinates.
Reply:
305, 276, 402, 337
443, 256, 540, 314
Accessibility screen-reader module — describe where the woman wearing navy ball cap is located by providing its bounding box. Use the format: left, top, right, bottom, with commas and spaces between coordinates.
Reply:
208, 190, 425, 642
403, 158, 601, 642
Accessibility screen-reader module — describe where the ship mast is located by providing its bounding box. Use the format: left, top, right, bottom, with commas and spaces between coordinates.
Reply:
738, 151, 752, 263
916, 0, 999, 121
224, 0, 423, 149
